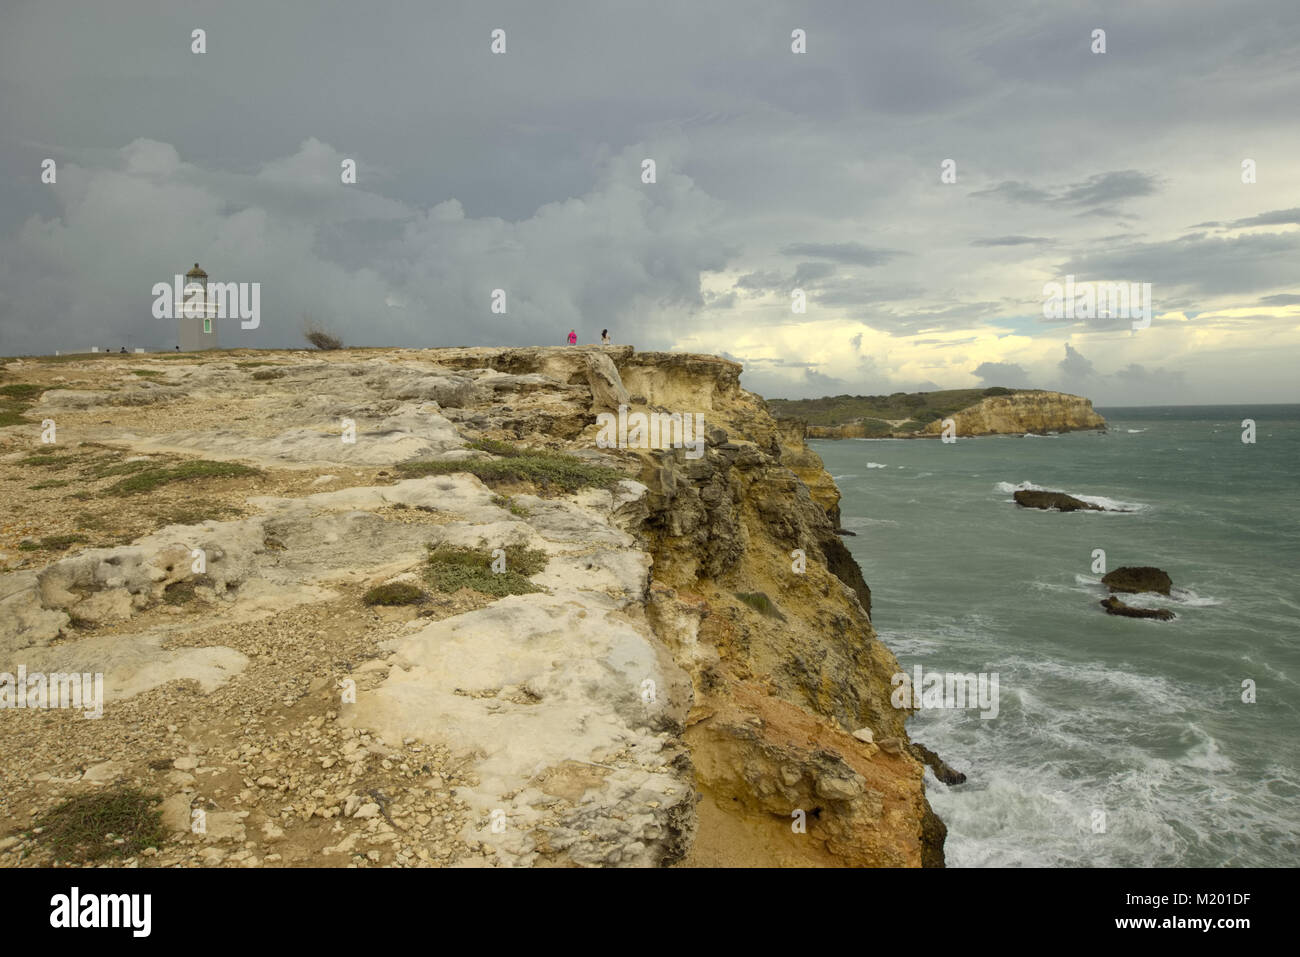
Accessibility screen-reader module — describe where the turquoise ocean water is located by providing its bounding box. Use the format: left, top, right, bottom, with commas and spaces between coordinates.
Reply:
811, 405, 1299, 867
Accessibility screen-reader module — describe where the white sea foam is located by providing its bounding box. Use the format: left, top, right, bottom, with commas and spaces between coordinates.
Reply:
866, 462, 888, 469
1169, 587, 1223, 607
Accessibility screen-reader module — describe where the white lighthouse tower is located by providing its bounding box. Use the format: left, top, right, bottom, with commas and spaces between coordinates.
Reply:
177, 262, 219, 351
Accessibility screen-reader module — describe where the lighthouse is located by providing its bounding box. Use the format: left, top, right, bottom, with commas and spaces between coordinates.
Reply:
177, 263, 219, 351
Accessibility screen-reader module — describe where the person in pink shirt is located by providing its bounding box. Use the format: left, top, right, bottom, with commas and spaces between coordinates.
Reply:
567, 329, 577, 345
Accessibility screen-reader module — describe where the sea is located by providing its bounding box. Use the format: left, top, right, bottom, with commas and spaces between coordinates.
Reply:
811, 405, 1300, 867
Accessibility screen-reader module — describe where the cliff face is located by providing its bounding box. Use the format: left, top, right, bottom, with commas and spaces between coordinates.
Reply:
919, 390, 1106, 437
804, 389, 1106, 439
0, 346, 937, 867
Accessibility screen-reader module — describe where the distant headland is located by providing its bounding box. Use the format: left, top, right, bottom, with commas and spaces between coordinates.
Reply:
767, 387, 1107, 438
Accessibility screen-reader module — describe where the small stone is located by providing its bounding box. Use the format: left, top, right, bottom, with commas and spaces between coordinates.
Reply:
81, 760, 124, 784
353, 802, 381, 820
173, 757, 199, 771
852, 727, 874, 744
815, 774, 864, 801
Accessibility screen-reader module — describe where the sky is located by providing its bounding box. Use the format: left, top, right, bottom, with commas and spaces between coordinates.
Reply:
1, 0, 1298, 405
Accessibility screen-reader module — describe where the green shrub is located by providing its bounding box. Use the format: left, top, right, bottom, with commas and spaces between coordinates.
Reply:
397, 440, 622, 494
362, 581, 427, 606
424, 542, 547, 597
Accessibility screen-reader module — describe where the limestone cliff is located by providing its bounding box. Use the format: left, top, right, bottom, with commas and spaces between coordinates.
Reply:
803, 389, 1106, 439
0, 346, 939, 868
918, 390, 1106, 437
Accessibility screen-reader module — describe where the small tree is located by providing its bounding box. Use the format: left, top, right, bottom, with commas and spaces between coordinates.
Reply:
302, 315, 343, 350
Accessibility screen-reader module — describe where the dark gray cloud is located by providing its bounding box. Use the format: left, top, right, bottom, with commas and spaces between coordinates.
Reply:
792, 261, 837, 286
779, 242, 906, 266
1227, 207, 1300, 228
0, 0, 1297, 404
970, 170, 1161, 210
1057, 231, 1300, 297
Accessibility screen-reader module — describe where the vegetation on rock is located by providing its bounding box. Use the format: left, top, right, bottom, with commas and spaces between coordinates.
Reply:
362, 581, 427, 605
424, 542, 547, 597
28, 788, 166, 863
397, 439, 623, 494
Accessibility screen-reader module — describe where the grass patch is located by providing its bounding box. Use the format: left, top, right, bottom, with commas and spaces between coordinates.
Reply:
39, 534, 89, 551
0, 383, 66, 427
424, 542, 547, 597
736, 591, 787, 621
490, 494, 531, 518
29, 479, 73, 490
19, 452, 78, 468
236, 361, 281, 368
158, 503, 242, 526
397, 440, 622, 494
105, 459, 261, 495
130, 369, 164, 378
362, 581, 427, 606
85, 458, 154, 479
0, 384, 46, 400
251, 368, 285, 381
28, 787, 166, 863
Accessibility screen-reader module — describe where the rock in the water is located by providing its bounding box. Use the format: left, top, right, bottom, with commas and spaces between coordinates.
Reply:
1100, 596, 1175, 621
908, 741, 967, 786
1013, 489, 1102, 512
1102, 566, 1172, 595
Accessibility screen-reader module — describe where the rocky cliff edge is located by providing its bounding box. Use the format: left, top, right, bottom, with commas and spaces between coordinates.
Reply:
0, 346, 943, 867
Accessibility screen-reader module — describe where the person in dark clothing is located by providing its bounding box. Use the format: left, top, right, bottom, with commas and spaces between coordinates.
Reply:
600, 329, 611, 344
